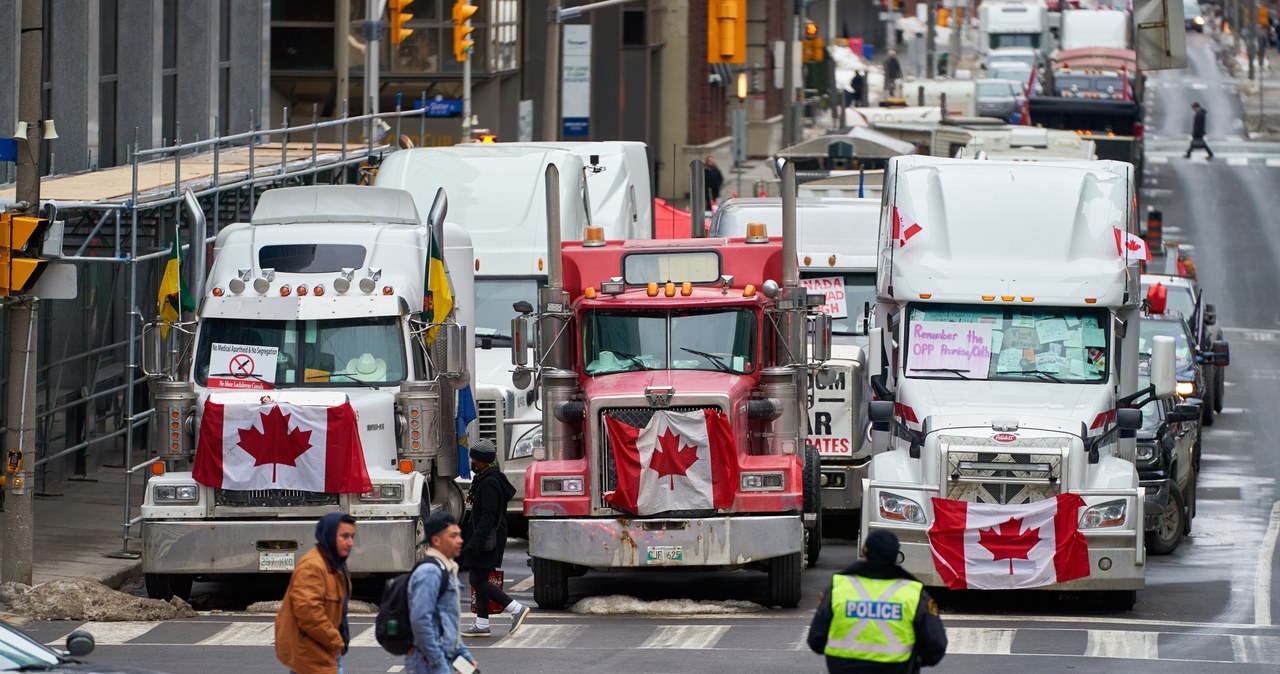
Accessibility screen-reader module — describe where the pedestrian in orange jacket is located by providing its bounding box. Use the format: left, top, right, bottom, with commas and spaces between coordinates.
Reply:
275, 512, 357, 674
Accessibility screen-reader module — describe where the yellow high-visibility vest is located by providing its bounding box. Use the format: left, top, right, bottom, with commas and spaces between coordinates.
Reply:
824, 574, 921, 663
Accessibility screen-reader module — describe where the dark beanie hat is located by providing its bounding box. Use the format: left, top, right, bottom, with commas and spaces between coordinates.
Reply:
862, 530, 901, 564
470, 439, 498, 464
421, 512, 456, 544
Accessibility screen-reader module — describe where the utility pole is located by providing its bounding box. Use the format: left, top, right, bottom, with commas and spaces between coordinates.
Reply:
926, 0, 938, 78
3, 0, 44, 586
1249, 0, 1259, 80
364, 0, 384, 140
543, 0, 562, 141
783, 1, 798, 147
949, 1, 963, 78
828, 0, 842, 129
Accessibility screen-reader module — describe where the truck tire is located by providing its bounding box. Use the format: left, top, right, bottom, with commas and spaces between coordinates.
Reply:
1100, 589, 1137, 611
1200, 385, 1215, 426
531, 556, 569, 610
144, 573, 193, 602
766, 552, 803, 608
1214, 366, 1225, 413
803, 445, 822, 567
1145, 487, 1185, 555
1185, 468, 1197, 533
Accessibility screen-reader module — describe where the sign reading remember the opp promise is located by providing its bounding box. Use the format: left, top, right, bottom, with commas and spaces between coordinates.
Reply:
208, 342, 279, 390
800, 276, 848, 319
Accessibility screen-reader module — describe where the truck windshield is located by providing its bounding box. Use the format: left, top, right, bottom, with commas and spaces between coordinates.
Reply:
475, 278, 542, 344
801, 271, 875, 335
904, 304, 1109, 383
194, 316, 406, 388
583, 309, 757, 375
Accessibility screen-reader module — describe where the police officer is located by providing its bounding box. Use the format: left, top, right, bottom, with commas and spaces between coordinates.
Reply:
807, 531, 947, 673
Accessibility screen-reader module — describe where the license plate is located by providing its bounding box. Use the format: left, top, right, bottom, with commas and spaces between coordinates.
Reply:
259, 551, 296, 571
645, 545, 683, 564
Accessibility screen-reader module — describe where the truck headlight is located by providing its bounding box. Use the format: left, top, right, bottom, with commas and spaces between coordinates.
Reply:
154, 484, 199, 503
1176, 381, 1195, 397
360, 483, 405, 502
1080, 499, 1127, 529
511, 426, 543, 460
878, 491, 926, 523
540, 476, 584, 495
1135, 443, 1156, 463
741, 472, 785, 491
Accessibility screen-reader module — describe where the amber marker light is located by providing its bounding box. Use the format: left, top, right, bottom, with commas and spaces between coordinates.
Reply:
664, 282, 676, 297
647, 282, 659, 297
151, 462, 166, 476
584, 287, 598, 299
399, 460, 414, 474
680, 282, 693, 296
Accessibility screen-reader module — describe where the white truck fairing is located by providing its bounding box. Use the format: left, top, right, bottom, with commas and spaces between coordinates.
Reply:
1060, 10, 1131, 51
979, 0, 1050, 54
863, 156, 1150, 597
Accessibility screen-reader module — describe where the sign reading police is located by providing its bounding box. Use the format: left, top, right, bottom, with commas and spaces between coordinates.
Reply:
800, 276, 848, 319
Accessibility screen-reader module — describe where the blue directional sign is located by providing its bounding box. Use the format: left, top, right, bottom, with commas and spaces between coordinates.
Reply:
0, 138, 16, 163
413, 98, 464, 118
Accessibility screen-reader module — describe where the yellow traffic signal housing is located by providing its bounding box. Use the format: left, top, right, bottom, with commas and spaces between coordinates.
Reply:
0, 213, 49, 297
453, 0, 477, 62
707, 0, 747, 64
388, 0, 415, 47
802, 38, 825, 63
1260, 6, 1270, 25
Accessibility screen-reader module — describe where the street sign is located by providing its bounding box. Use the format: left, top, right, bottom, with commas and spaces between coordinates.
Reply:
414, 98, 464, 117
0, 138, 16, 163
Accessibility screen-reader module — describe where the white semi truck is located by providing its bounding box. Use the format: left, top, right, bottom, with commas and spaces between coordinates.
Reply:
141, 185, 475, 600
711, 197, 879, 522
375, 143, 651, 530
860, 156, 1175, 609
979, 0, 1051, 55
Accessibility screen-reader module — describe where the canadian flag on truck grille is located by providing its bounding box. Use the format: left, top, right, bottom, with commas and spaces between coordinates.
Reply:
927, 494, 1090, 590
603, 409, 738, 515
193, 401, 372, 494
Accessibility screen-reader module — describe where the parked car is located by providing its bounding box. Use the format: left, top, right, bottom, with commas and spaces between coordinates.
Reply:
1184, 2, 1206, 32
1135, 376, 1201, 555
0, 619, 175, 673
1142, 274, 1230, 423
977, 78, 1027, 120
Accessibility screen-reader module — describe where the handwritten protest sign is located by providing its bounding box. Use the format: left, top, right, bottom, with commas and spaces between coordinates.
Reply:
906, 321, 994, 379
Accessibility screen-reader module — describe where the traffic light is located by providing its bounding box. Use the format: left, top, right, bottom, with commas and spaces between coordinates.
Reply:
1260, 6, 1270, 26
388, 0, 415, 47
801, 21, 824, 63
707, 0, 747, 64
0, 212, 49, 297
452, 0, 477, 62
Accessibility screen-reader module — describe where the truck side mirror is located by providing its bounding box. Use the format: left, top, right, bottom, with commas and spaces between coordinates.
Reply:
1203, 303, 1217, 325
141, 321, 164, 378
511, 315, 530, 367
868, 326, 884, 378
441, 322, 467, 381
868, 400, 894, 428
1212, 339, 1230, 367
1117, 408, 1143, 431
1172, 403, 1201, 422
811, 313, 832, 363
1149, 335, 1176, 398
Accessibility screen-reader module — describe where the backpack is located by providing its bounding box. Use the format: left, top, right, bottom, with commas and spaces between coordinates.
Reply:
375, 556, 449, 656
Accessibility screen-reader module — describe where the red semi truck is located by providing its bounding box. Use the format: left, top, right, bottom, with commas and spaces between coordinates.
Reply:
511, 166, 829, 608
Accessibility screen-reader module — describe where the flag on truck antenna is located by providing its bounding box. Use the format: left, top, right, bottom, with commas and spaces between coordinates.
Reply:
157, 239, 195, 339
455, 384, 477, 479
423, 230, 454, 344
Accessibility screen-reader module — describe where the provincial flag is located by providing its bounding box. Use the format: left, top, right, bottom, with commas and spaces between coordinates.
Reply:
423, 230, 454, 345
928, 494, 1091, 590
603, 409, 738, 515
892, 205, 922, 248
456, 384, 478, 480
1113, 227, 1152, 262
157, 239, 195, 339
193, 400, 372, 494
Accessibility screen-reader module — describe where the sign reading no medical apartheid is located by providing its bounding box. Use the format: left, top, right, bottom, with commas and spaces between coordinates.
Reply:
208, 342, 280, 390
800, 276, 848, 319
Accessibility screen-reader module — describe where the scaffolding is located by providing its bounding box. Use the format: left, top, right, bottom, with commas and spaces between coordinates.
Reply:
0, 100, 437, 556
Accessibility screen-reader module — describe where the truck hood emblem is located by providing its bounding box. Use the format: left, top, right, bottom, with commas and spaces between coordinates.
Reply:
645, 385, 675, 407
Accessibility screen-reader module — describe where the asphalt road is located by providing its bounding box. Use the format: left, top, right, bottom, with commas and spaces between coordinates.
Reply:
19, 31, 1280, 674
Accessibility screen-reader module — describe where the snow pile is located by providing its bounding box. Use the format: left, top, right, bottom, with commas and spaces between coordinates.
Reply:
0, 578, 196, 621
246, 599, 378, 615
569, 595, 765, 615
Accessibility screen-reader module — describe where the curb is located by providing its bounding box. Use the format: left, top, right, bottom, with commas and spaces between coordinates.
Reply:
99, 562, 143, 592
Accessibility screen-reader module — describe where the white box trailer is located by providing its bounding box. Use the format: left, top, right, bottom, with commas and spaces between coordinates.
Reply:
861, 156, 1175, 609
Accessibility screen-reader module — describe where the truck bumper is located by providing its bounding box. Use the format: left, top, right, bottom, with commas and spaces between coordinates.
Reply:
528, 515, 802, 569
142, 519, 417, 574
1141, 479, 1173, 532
863, 521, 1144, 591
820, 459, 869, 513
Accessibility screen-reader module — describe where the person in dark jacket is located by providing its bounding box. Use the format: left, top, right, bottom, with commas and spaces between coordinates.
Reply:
1185, 102, 1214, 159
275, 512, 356, 674
704, 156, 725, 209
459, 440, 529, 638
884, 51, 903, 98
852, 71, 867, 107
808, 531, 947, 673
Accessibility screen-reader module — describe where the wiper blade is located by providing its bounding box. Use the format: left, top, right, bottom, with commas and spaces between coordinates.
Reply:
15, 664, 60, 672
680, 347, 733, 373
1027, 370, 1065, 383
608, 350, 650, 371
208, 372, 274, 388
327, 372, 384, 390
911, 367, 971, 380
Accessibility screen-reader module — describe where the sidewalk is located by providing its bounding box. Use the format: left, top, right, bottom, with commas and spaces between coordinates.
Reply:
0, 468, 143, 589
1216, 28, 1280, 141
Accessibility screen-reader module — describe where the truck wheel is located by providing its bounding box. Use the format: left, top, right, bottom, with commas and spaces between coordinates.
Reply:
766, 552, 802, 608
1185, 469, 1197, 533
1100, 589, 1137, 611
1201, 385, 1215, 426
144, 573, 193, 602
1144, 487, 1185, 555
531, 557, 569, 610
1214, 366, 1225, 413
432, 475, 466, 521
802, 445, 822, 567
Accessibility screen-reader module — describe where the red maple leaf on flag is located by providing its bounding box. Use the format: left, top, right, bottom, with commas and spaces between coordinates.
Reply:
237, 406, 313, 482
978, 516, 1041, 575
648, 428, 699, 490
1125, 239, 1143, 253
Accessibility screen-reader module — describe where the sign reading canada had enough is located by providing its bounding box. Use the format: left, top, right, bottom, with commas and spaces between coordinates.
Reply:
800, 276, 848, 318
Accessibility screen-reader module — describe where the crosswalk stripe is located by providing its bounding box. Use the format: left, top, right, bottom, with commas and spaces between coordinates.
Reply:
639, 625, 730, 649
1086, 629, 1158, 659
55, 621, 158, 646
1228, 156, 1249, 166
493, 624, 583, 649
1230, 634, 1280, 664
791, 626, 810, 651
197, 622, 275, 646
510, 575, 535, 592
349, 623, 381, 648
1267, 158, 1280, 167
949, 627, 1014, 655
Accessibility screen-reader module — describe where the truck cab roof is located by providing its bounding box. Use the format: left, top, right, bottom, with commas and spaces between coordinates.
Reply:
709, 197, 878, 271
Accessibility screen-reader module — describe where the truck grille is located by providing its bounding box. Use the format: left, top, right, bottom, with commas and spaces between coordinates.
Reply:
215, 489, 339, 507
945, 450, 1063, 506
598, 406, 719, 496
477, 398, 501, 445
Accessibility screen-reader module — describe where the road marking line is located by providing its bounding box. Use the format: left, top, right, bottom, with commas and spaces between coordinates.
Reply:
1230, 635, 1280, 664
1149, 156, 1170, 165
494, 624, 583, 649
792, 626, 811, 650
948, 627, 1014, 655
1085, 629, 1158, 659
942, 614, 1276, 630
54, 621, 158, 646
1191, 82, 1208, 89
1228, 156, 1249, 166
349, 623, 381, 648
387, 667, 405, 673
1256, 500, 1280, 625
1267, 158, 1280, 167
640, 624, 731, 649
197, 621, 276, 646
510, 575, 535, 592
1222, 327, 1280, 336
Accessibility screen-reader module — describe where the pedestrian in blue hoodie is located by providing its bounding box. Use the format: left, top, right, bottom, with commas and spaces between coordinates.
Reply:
406, 512, 476, 674
275, 512, 356, 674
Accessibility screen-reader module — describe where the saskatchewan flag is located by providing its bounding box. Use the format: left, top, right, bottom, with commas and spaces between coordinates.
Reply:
423, 230, 454, 344
157, 240, 195, 338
